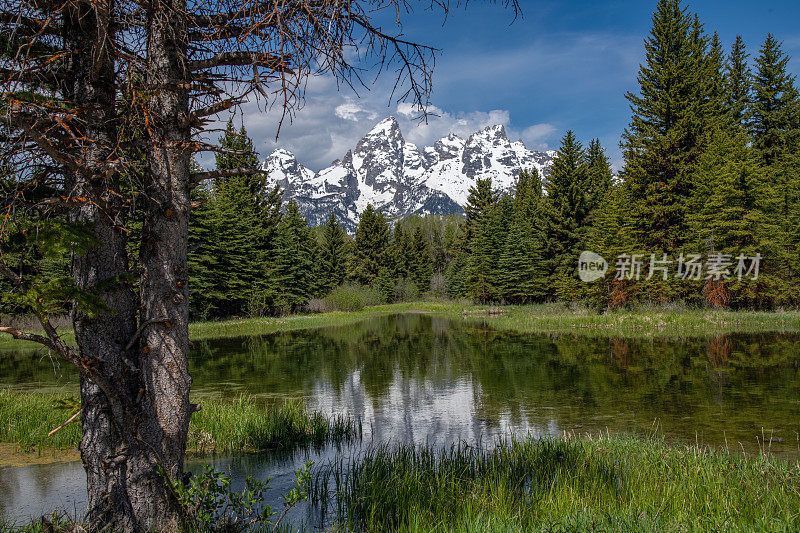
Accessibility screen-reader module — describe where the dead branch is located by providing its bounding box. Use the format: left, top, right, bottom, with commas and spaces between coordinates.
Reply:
48, 408, 83, 437
0, 326, 59, 351
183, 96, 245, 127
189, 51, 292, 72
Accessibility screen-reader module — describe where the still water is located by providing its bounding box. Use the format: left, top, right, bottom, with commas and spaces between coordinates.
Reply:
1, 314, 799, 525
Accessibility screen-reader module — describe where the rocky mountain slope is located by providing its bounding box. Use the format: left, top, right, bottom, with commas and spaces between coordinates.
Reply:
262, 117, 555, 231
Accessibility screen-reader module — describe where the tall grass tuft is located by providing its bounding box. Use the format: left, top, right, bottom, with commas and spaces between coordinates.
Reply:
0, 390, 360, 455
188, 396, 361, 453
0, 389, 81, 452
311, 435, 800, 532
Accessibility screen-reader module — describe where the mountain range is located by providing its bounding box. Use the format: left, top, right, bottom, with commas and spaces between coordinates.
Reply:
262, 116, 556, 231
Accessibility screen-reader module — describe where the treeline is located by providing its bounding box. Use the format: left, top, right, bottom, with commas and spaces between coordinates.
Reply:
187, 118, 456, 317
190, 0, 799, 316
187, 121, 457, 317
445, 0, 800, 309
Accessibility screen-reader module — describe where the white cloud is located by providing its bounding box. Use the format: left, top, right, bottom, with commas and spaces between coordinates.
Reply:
334, 100, 378, 122
194, 30, 639, 170
196, 79, 560, 171
521, 123, 557, 149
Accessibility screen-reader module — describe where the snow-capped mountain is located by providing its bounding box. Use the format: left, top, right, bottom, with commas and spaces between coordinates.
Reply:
262, 117, 555, 231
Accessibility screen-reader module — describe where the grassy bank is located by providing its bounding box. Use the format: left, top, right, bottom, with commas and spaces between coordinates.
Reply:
445, 303, 800, 339
0, 390, 359, 461
312, 434, 800, 532
188, 301, 800, 341
2, 302, 799, 352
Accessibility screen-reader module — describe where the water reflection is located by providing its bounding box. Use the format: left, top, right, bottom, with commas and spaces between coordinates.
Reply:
1, 314, 799, 525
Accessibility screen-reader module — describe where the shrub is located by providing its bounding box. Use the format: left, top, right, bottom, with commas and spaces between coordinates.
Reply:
393, 277, 419, 303
430, 273, 447, 299
305, 299, 327, 313
323, 284, 381, 311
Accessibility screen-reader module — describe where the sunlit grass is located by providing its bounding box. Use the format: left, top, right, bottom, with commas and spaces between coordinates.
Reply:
0, 389, 81, 452
312, 434, 800, 532
464, 303, 800, 339
0, 390, 359, 455
188, 302, 800, 341
2, 301, 798, 352
188, 395, 360, 453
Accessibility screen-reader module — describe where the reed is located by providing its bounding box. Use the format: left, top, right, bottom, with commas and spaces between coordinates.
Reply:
187, 396, 361, 453
311, 434, 800, 532
0, 390, 359, 455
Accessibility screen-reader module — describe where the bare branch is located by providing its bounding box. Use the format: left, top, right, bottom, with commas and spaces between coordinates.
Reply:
0, 326, 59, 351
189, 52, 292, 72
184, 96, 245, 127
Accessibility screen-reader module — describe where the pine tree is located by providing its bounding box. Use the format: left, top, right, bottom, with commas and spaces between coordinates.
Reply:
547, 132, 589, 226
410, 227, 432, 293
749, 34, 800, 167
205, 119, 267, 316
271, 200, 314, 312
187, 185, 223, 318
585, 139, 614, 217
392, 221, 414, 279
691, 125, 780, 306
317, 213, 348, 295
464, 178, 500, 245
215, 119, 262, 189
705, 31, 728, 122
464, 179, 501, 302
544, 131, 590, 300
497, 219, 547, 303
621, 0, 715, 252
749, 34, 800, 286
583, 182, 635, 308
251, 184, 284, 309
351, 205, 391, 285
444, 221, 468, 298
725, 35, 751, 125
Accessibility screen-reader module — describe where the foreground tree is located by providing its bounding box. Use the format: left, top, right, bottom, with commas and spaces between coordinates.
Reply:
1, 0, 519, 529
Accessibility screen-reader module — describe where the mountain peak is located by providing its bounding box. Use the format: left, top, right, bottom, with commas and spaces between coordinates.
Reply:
367, 116, 400, 136
262, 116, 555, 232
478, 124, 508, 140
269, 148, 296, 160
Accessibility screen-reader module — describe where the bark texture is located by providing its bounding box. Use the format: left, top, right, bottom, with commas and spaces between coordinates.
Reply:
61, 2, 142, 530
62, 0, 191, 529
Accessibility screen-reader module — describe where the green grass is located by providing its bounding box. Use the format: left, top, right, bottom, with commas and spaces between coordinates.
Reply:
187, 395, 360, 453
0, 390, 82, 452
188, 301, 800, 341
2, 301, 799, 352
446, 302, 800, 339
312, 434, 800, 532
0, 390, 359, 455
186, 302, 800, 341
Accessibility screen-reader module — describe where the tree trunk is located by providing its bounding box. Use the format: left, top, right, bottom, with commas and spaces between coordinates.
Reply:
62, 0, 192, 529
136, 0, 194, 527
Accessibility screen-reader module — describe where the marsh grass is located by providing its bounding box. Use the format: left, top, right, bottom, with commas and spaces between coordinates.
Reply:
2, 302, 799, 352
0, 390, 82, 453
0, 390, 359, 455
322, 284, 383, 312
186, 302, 800, 341
312, 434, 800, 532
188, 396, 361, 453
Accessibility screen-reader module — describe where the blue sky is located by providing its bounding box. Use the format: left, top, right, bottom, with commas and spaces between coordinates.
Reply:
225, 0, 800, 171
